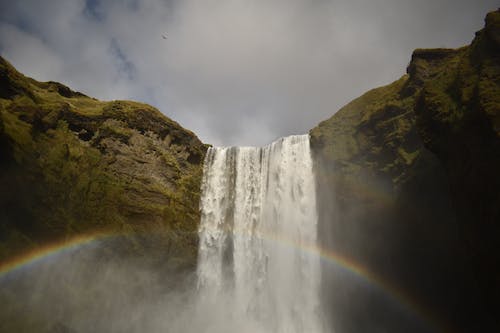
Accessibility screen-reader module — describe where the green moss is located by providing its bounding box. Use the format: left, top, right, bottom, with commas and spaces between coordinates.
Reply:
0, 55, 207, 266
311, 74, 419, 186
397, 147, 420, 165
0, 108, 34, 161
161, 150, 181, 173
311, 9, 500, 200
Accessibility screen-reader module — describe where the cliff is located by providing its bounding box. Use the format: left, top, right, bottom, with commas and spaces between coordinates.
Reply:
1, 8, 499, 333
0, 56, 208, 272
311, 9, 500, 333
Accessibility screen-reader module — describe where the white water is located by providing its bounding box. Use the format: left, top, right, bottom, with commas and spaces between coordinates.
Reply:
197, 134, 324, 333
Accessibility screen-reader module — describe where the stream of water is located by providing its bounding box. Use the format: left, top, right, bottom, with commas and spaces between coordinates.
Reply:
197, 134, 324, 332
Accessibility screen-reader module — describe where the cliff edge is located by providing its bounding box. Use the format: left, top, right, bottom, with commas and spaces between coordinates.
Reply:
311, 9, 500, 333
0, 56, 208, 271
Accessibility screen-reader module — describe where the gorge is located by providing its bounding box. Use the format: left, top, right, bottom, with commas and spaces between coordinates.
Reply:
0, 8, 499, 333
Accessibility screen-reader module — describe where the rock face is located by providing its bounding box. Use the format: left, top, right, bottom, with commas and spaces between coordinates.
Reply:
311, 9, 500, 333
0, 56, 207, 271
1, 9, 498, 333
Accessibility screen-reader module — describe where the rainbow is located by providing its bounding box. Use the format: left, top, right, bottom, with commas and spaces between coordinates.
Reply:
0, 228, 448, 332
245, 227, 448, 333
292, 242, 446, 332
0, 230, 115, 279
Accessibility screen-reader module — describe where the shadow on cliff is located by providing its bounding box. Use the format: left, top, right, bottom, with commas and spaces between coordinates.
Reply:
311, 9, 500, 332
315, 149, 472, 333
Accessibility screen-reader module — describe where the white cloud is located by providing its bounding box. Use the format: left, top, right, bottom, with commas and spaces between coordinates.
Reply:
0, 0, 497, 146
0, 22, 64, 81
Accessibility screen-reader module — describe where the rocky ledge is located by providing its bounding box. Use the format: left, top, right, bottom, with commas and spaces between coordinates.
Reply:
0, 56, 208, 272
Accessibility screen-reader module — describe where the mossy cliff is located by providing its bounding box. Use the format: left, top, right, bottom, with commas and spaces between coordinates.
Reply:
0, 56, 208, 271
311, 9, 500, 333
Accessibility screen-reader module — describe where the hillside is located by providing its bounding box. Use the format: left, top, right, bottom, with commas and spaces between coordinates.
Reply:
311, 9, 500, 332
0, 8, 499, 333
0, 56, 208, 272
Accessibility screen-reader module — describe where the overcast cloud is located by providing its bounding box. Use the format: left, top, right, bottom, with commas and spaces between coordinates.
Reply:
0, 0, 497, 146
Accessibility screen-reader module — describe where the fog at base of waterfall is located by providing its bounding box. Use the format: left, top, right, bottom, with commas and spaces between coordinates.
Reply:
0, 135, 327, 333
197, 134, 325, 333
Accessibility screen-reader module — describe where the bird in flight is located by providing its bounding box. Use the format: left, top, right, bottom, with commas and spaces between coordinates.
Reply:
162, 34, 168, 39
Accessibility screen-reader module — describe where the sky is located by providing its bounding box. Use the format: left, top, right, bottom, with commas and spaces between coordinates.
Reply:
0, 0, 497, 146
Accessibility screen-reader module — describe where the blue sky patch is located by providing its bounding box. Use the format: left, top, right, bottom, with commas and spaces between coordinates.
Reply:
109, 38, 136, 81
84, 0, 105, 21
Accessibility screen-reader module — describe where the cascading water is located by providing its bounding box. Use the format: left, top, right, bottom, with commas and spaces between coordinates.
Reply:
197, 134, 324, 333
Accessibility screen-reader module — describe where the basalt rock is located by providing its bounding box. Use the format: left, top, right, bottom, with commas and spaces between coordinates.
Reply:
310, 9, 500, 333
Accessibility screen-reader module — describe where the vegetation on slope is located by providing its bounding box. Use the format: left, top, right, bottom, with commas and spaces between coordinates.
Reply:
310, 9, 500, 332
0, 56, 208, 271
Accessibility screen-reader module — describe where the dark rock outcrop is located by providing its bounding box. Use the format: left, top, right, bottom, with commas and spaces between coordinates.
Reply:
311, 9, 500, 333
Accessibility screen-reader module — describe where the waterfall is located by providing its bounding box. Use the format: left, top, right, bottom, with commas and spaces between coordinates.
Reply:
197, 134, 324, 333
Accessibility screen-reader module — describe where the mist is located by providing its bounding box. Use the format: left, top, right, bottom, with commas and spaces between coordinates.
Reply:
0, 232, 434, 333
0, 238, 270, 333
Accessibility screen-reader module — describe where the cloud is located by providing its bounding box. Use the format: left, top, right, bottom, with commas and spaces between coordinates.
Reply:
0, 22, 64, 80
0, 0, 497, 146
